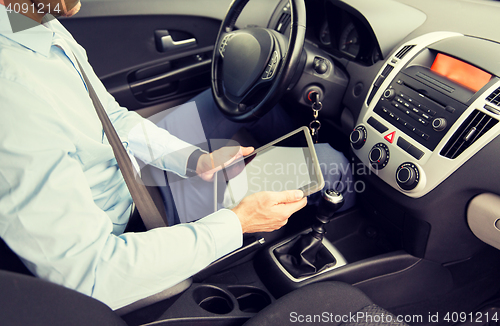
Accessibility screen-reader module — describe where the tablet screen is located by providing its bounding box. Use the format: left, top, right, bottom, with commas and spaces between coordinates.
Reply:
215, 127, 324, 209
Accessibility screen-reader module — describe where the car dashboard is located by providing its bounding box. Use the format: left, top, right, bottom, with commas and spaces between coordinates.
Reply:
4, 0, 499, 323
269, 2, 492, 191
266, 0, 500, 258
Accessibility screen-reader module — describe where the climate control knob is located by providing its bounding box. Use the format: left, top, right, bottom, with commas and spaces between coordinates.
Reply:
369, 143, 390, 169
350, 126, 367, 150
396, 163, 420, 190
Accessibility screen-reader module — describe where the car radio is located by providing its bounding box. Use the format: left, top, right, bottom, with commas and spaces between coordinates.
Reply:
373, 66, 471, 152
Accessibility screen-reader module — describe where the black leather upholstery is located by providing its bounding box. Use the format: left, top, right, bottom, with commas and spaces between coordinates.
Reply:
0, 270, 126, 326
0, 269, 407, 326
244, 282, 408, 326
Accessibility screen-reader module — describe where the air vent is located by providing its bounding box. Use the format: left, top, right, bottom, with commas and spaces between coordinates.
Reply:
381, 64, 394, 77
440, 110, 498, 159
395, 45, 416, 59
486, 87, 500, 106
367, 64, 394, 105
275, 3, 291, 34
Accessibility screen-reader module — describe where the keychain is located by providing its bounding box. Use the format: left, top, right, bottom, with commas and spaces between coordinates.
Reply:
308, 92, 323, 143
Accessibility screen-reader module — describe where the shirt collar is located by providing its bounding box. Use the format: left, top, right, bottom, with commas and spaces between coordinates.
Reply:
0, 5, 54, 57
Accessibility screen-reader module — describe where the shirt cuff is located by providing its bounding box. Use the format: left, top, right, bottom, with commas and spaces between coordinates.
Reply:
185, 149, 206, 177
162, 145, 201, 177
193, 209, 243, 259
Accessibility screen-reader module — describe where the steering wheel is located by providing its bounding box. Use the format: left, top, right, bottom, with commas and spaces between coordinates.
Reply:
211, 0, 306, 122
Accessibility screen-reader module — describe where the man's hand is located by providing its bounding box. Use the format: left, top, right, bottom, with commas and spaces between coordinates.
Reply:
196, 146, 254, 181
231, 190, 307, 233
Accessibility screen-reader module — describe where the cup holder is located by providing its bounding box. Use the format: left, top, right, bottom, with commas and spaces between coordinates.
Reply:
193, 285, 234, 315
228, 286, 272, 313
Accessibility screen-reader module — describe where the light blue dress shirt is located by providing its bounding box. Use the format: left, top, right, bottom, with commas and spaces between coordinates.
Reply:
0, 8, 242, 310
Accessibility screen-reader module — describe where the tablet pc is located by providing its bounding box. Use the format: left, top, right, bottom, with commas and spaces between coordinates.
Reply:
214, 126, 325, 210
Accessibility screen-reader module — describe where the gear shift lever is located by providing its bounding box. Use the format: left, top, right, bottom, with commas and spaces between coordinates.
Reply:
274, 189, 344, 279
310, 189, 344, 241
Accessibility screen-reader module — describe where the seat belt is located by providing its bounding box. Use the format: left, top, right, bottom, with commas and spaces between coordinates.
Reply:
74, 59, 168, 229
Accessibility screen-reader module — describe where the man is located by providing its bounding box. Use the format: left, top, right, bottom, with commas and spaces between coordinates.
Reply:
0, 0, 354, 310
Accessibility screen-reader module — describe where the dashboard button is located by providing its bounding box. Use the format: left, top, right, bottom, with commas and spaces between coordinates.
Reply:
417, 118, 429, 126
314, 58, 328, 74
405, 123, 416, 132
397, 137, 411, 151
397, 137, 424, 160
384, 131, 396, 144
392, 101, 402, 110
368, 116, 388, 133
407, 145, 424, 160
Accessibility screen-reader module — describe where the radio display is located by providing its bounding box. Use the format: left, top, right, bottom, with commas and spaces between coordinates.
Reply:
430, 53, 491, 92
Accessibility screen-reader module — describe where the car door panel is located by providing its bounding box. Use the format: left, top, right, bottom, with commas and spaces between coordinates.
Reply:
61, 0, 281, 113
62, 15, 219, 111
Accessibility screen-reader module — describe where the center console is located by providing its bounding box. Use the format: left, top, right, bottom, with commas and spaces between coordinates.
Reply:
352, 32, 500, 198
254, 31, 500, 307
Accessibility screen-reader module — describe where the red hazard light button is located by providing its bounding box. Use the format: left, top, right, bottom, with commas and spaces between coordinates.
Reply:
384, 131, 396, 144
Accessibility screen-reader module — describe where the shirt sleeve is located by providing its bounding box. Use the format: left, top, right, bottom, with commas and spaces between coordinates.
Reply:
0, 80, 243, 310
69, 39, 199, 177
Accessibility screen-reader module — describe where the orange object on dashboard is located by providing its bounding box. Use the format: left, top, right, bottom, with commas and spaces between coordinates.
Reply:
430, 53, 491, 92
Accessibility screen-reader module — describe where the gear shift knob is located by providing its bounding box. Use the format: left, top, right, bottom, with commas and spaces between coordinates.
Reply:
274, 188, 345, 278
316, 189, 344, 223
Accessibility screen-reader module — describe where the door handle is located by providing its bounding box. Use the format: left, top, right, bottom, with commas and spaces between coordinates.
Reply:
156, 30, 197, 52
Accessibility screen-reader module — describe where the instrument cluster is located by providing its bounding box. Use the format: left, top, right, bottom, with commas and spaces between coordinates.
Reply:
311, 1, 382, 65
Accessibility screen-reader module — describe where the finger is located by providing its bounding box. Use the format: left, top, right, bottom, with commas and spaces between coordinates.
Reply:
271, 190, 304, 204
240, 146, 254, 156
228, 146, 254, 162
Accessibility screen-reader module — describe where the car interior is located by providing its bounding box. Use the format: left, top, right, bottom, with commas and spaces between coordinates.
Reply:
2, 0, 500, 325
